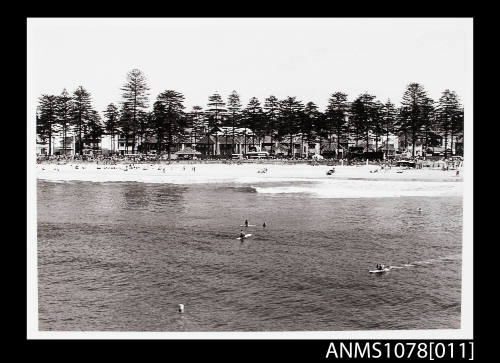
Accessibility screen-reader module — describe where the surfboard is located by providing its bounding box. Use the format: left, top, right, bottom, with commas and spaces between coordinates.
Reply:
236, 234, 252, 240
369, 267, 390, 273
240, 225, 256, 227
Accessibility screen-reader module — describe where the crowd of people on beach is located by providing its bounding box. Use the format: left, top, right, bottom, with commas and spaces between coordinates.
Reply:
36, 153, 463, 174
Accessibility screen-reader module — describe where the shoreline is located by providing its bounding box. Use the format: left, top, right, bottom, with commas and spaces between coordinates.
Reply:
36, 162, 463, 184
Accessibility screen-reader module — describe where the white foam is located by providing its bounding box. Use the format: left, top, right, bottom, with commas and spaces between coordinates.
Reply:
254, 179, 462, 198
36, 164, 464, 195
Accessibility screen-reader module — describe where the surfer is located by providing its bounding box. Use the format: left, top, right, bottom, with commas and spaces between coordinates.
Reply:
244, 219, 249, 227
263, 222, 266, 228
239, 230, 246, 239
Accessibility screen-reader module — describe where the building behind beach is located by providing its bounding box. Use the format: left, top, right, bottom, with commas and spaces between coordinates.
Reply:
36, 125, 462, 160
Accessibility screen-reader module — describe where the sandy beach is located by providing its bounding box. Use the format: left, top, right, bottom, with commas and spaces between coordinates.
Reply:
36, 162, 463, 183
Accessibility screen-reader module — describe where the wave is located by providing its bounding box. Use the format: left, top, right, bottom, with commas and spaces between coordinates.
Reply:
215, 185, 258, 193
253, 180, 462, 199
38, 177, 463, 199
389, 254, 462, 270
36, 173, 313, 185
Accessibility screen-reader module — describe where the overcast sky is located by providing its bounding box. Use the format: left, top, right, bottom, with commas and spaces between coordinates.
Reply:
27, 18, 472, 114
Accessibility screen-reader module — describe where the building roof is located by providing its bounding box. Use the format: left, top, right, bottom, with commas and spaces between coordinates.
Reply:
216, 135, 245, 145
196, 135, 217, 145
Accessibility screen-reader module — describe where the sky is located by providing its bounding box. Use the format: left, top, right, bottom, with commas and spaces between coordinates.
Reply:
27, 18, 472, 114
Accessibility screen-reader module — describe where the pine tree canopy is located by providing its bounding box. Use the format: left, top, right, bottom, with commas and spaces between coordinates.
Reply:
36, 72, 465, 158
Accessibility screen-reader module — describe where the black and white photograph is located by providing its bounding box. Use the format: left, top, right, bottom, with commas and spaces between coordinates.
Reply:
27, 18, 473, 339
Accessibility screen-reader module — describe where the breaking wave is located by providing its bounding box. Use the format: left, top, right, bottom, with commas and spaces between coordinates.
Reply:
253, 180, 463, 198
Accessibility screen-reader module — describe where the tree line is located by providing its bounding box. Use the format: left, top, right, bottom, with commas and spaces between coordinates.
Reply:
37, 68, 464, 159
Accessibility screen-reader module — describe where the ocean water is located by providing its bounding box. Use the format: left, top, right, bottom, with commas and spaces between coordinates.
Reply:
37, 178, 463, 331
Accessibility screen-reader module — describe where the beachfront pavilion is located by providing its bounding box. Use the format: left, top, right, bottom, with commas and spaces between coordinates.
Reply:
320, 141, 347, 159
260, 135, 279, 155
193, 127, 260, 156
116, 134, 192, 155
196, 134, 257, 156
278, 134, 321, 158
